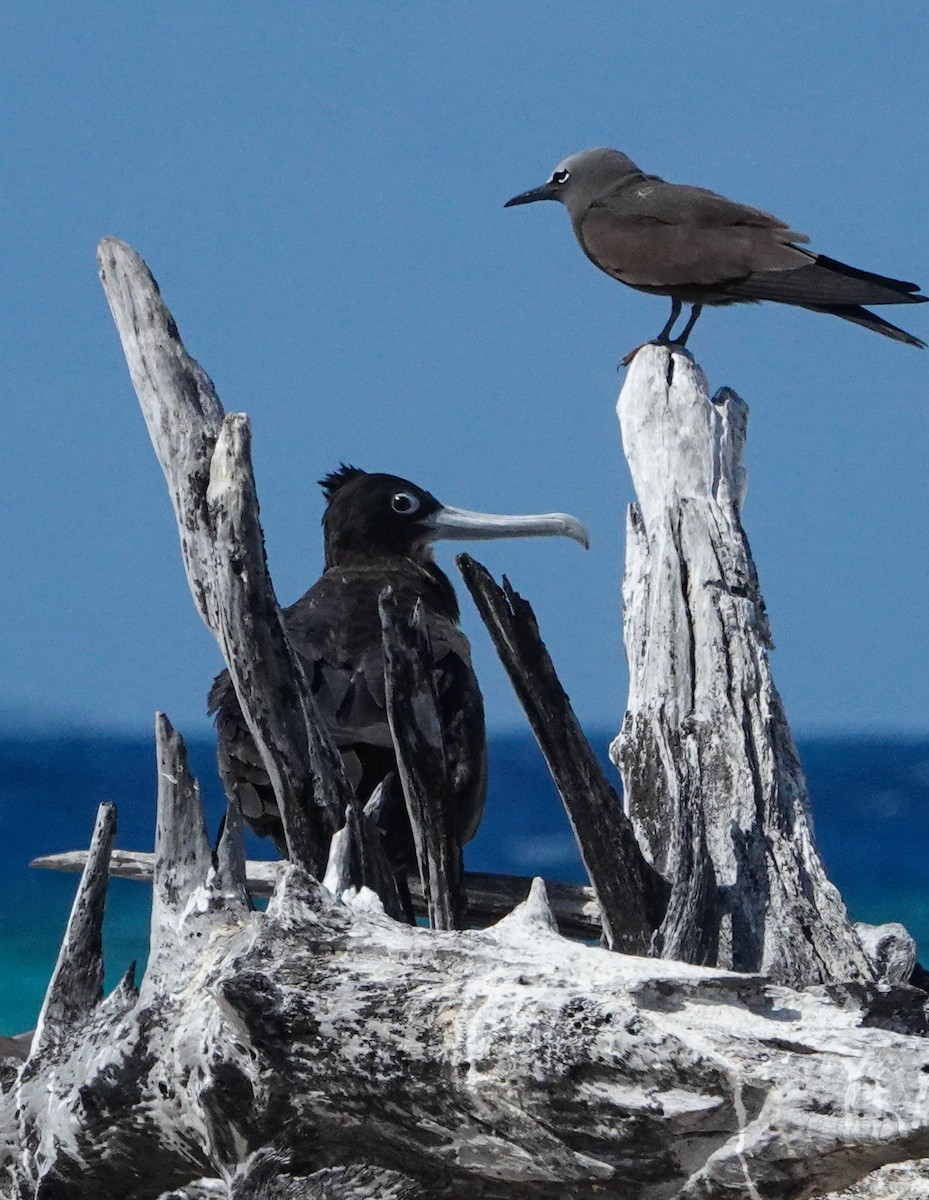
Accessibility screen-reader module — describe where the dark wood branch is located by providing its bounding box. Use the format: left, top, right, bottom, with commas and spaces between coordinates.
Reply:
379, 590, 467, 930
457, 554, 667, 953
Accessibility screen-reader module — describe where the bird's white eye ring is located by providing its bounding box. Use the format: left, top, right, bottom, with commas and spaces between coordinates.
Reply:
390, 491, 420, 515
551, 169, 570, 185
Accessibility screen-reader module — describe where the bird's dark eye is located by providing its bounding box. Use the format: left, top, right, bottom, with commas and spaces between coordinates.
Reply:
390, 491, 420, 515
551, 169, 570, 185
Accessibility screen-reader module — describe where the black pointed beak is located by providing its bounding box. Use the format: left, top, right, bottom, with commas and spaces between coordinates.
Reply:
504, 183, 558, 208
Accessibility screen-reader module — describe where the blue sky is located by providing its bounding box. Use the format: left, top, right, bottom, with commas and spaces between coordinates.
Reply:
2, 3, 927, 739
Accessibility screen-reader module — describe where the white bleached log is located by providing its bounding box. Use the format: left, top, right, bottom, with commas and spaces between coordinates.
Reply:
611, 346, 875, 988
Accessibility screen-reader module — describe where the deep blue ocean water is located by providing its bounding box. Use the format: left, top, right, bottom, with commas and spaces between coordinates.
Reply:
1, 730, 927, 1036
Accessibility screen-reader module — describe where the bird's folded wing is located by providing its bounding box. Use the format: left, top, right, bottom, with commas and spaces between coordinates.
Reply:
598, 180, 807, 235
578, 181, 810, 287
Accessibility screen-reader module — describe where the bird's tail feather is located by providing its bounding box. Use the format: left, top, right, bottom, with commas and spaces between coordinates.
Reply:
729, 256, 927, 307
802, 302, 926, 348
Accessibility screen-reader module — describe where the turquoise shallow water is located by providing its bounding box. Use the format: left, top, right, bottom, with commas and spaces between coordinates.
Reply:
1, 730, 927, 1035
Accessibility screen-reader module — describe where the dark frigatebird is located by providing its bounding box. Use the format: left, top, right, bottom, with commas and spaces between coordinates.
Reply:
505, 147, 927, 352
209, 465, 589, 872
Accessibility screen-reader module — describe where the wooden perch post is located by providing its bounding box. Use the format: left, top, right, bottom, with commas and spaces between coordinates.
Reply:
611, 345, 875, 987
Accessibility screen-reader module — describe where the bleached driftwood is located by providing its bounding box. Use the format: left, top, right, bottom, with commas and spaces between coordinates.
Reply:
6, 245, 927, 1199
611, 347, 875, 988
380, 592, 468, 929
7, 740, 929, 1199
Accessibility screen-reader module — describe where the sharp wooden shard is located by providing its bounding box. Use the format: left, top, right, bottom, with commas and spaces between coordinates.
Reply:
97, 236, 225, 629
207, 413, 345, 873
152, 713, 212, 933
99, 238, 359, 883
28, 801, 116, 1058
380, 589, 468, 930
212, 800, 250, 912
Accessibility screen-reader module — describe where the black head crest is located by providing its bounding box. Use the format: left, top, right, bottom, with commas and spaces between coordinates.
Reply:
318, 464, 367, 501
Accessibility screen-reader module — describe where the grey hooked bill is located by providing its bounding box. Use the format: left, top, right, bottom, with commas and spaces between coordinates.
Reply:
428, 505, 590, 550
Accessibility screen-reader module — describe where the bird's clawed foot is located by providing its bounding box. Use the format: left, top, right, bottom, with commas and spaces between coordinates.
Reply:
618, 303, 703, 369
618, 335, 694, 369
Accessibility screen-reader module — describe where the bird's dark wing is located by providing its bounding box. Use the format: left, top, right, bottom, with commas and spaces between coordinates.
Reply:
209, 567, 487, 861
721, 253, 926, 307
576, 179, 811, 289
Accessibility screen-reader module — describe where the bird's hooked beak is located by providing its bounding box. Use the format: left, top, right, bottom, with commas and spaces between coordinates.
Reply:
504, 182, 559, 207
426, 505, 590, 550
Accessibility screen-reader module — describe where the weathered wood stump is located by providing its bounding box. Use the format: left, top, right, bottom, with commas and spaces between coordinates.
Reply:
612, 347, 874, 988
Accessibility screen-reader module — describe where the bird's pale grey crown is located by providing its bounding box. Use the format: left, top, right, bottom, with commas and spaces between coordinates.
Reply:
505, 147, 642, 219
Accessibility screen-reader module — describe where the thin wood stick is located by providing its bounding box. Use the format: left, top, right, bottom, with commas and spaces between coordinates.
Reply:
380, 591, 467, 930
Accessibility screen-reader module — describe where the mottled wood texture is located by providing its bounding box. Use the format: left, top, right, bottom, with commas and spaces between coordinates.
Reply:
98, 237, 363, 882
611, 345, 875, 988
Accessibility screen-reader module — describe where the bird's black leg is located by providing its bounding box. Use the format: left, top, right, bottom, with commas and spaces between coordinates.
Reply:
657, 297, 683, 343
621, 298, 683, 366
624, 296, 686, 364
675, 304, 703, 347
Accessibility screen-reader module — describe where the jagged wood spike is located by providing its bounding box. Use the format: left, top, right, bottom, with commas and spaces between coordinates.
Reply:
492, 876, 560, 939
207, 413, 348, 874
100, 239, 351, 883
212, 800, 250, 912
29, 802, 116, 1058
457, 554, 667, 954
97, 236, 225, 630
152, 713, 212, 942
320, 803, 401, 912
612, 345, 875, 986
322, 810, 354, 897
379, 589, 467, 931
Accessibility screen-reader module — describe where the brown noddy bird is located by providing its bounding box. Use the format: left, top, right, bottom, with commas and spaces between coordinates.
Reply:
506, 147, 926, 351
209, 465, 588, 873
